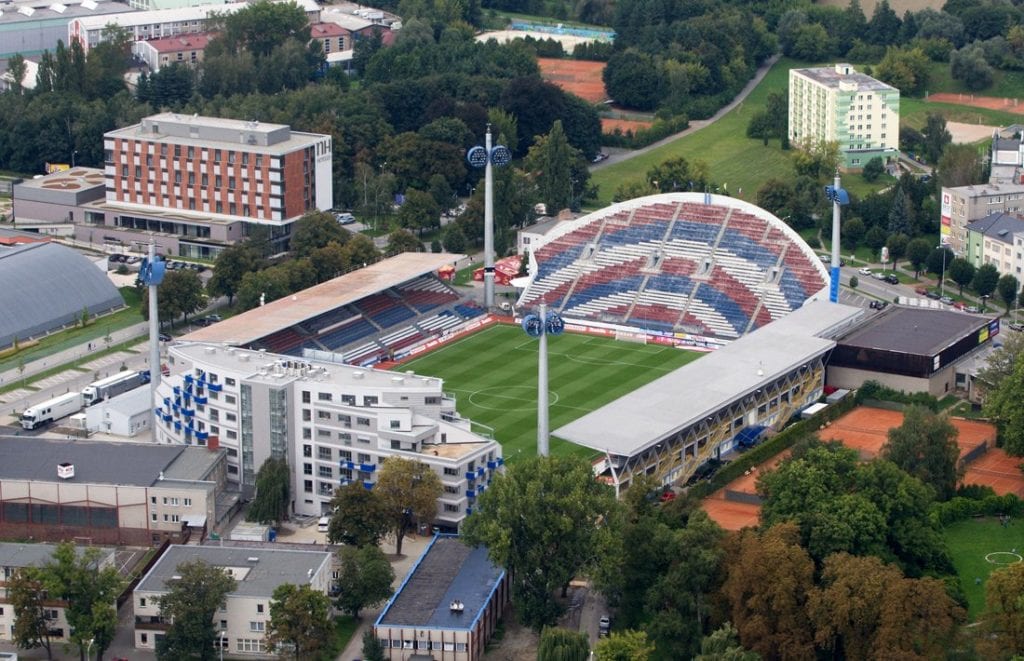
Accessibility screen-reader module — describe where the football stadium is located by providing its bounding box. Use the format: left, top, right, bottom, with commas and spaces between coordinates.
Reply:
184, 192, 873, 492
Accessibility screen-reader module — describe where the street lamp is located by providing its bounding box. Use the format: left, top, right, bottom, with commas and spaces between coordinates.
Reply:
72, 150, 78, 168
86, 637, 94, 660
937, 244, 948, 297
982, 294, 990, 312
219, 631, 228, 661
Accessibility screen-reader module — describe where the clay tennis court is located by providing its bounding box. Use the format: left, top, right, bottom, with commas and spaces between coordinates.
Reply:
538, 58, 607, 104
928, 92, 1024, 115
601, 117, 654, 134
964, 448, 1024, 497
701, 406, 1012, 530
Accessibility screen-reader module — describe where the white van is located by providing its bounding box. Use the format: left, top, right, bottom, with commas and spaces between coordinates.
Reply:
317, 516, 330, 533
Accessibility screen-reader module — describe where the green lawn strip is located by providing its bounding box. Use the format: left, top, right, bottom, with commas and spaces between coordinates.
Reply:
590, 57, 894, 208
452, 261, 481, 286
0, 287, 144, 375
944, 517, 1024, 620
316, 616, 359, 661
396, 325, 700, 462
0, 337, 144, 399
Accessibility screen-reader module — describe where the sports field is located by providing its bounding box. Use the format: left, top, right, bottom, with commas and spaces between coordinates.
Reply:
945, 517, 1024, 619
397, 324, 702, 463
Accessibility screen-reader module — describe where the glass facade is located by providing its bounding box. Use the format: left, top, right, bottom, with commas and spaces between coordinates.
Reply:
240, 384, 255, 486
269, 387, 288, 461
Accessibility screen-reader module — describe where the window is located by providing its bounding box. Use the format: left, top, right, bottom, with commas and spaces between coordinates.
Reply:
363, 396, 378, 406
184, 498, 192, 507
220, 620, 228, 630
341, 395, 356, 406
318, 447, 332, 460
304, 463, 313, 475
356, 417, 371, 427
302, 391, 311, 404
390, 420, 401, 429
319, 466, 333, 478
304, 480, 313, 493
250, 621, 265, 632
139, 598, 146, 607
225, 377, 235, 386
318, 392, 332, 402
303, 444, 312, 458
444, 467, 459, 476
141, 633, 148, 644
444, 503, 460, 513
256, 604, 264, 613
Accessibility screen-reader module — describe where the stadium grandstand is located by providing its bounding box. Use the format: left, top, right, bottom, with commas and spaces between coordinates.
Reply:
183, 253, 483, 366
555, 301, 865, 494
0, 241, 124, 350
517, 193, 829, 345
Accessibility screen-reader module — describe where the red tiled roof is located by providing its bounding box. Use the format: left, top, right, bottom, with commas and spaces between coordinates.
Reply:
143, 32, 215, 53
310, 22, 347, 38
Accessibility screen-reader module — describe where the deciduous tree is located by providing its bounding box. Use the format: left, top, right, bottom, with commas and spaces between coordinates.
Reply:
593, 629, 655, 661
983, 352, 1024, 455
462, 455, 619, 630
998, 273, 1020, 313
921, 113, 953, 164
881, 406, 960, 500
328, 482, 390, 547
975, 331, 1024, 398
385, 229, 423, 254
156, 559, 236, 660
721, 523, 816, 660
906, 238, 932, 277
207, 243, 258, 306
246, 457, 290, 524
291, 210, 350, 258
973, 262, 1000, 299
336, 545, 394, 618
374, 457, 442, 555
980, 562, 1024, 657
266, 583, 333, 659
538, 627, 589, 661
394, 189, 440, 235
694, 623, 758, 661
8, 568, 54, 660
949, 257, 976, 295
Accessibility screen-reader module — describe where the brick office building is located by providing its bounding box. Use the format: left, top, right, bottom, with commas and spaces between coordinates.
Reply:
78, 113, 332, 258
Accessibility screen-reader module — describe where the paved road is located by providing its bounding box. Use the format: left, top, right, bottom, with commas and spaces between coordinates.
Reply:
591, 54, 781, 171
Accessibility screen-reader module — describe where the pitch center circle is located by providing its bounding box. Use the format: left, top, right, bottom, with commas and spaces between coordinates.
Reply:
468, 386, 559, 411
985, 552, 1023, 565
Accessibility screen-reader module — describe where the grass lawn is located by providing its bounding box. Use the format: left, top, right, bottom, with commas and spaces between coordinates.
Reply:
589, 57, 896, 208
923, 61, 1024, 103
396, 324, 702, 462
944, 517, 1024, 619
0, 286, 144, 375
452, 261, 481, 286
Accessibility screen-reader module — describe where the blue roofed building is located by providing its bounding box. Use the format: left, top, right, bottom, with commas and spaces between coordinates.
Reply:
374, 535, 509, 661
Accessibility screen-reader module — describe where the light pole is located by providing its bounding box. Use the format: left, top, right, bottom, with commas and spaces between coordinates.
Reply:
72, 150, 78, 168
937, 243, 948, 297
220, 631, 227, 661
824, 173, 850, 303
86, 637, 94, 660
521, 304, 564, 456
466, 126, 512, 310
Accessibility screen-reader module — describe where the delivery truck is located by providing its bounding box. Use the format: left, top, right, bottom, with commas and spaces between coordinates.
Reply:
21, 392, 83, 430
82, 370, 150, 406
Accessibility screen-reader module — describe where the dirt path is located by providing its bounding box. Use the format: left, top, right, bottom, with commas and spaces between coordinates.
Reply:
591, 54, 781, 171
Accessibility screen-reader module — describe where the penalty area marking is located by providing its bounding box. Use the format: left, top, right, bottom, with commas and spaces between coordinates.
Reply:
985, 552, 1023, 565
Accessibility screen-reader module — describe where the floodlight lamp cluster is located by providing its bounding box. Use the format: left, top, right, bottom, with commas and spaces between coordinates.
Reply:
824, 184, 850, 206
139, 255, 166, 286
521, 311, 565, 337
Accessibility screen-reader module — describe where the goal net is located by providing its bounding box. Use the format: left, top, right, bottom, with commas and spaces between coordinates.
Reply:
615, 330, 648, 344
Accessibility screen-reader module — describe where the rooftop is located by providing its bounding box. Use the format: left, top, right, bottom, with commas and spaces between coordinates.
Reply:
0, 542, 115, 569
13, 167, 105, 192
966, 212, 1024, 244
310, 21, 347, 38
376, 536, 504, 630
555, 301, 864, 456
73, 0, 317, 30
105, 112, 326, 155
137, 545, 330, 597
0, 436, 221, 487
183, 253, 465, 345
837, 306, 990, 356
0, 0, 133, 25
141, 32, 215, 53
792, 63, 897, 92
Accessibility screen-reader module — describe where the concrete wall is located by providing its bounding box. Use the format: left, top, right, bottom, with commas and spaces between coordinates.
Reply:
827, 364, 955, 397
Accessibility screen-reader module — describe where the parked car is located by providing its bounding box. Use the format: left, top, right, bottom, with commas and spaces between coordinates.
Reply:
599, 615, 611, 636
158, 333, 172, 342
966, 305, 981, 313
884, 274, 899, 285
592, 152, 609, 163
859, 267, 873, 276
205, 314, 222, 323
915, 287, 928, 296
925, 290, 942, 300
873, 272, 887, 280
940, 296, 954, 305
869, 300, 888, 310
334, 211, 356, 224
1009, 323, 1023, 331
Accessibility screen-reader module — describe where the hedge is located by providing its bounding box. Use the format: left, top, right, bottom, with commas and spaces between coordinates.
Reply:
854, 380, 941, 412
690, 393, 860, 500
931, 491, 1024, 526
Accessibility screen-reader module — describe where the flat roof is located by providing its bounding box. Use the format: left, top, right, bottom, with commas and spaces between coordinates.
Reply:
105, 114, 325, 156
376, 536, 504, 630
13, 167, 105, 192
73, 0, 317, 30
792, 64, 896, 92
183, 253, 465, 345
555, 301, 864, 456
0, 0, 132, 25
0, 542, 114, 569
137, 545, 330, 597
0, 436, 220, 487
837, 306, 989, 356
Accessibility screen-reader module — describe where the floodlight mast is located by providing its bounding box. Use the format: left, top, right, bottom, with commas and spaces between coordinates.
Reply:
824, 171, 849, 303
147, 242, 161, 390
484, 127, 495, 310
538, 303, 549, 456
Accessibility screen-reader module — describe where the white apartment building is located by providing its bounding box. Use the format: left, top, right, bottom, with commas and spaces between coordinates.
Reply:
940, 182, 1024, 254
789, 63, 900, 170
133, 545, 330, 656
0, 543, 116, 645
965, 212, 1024, 278
154, 343, 504, 530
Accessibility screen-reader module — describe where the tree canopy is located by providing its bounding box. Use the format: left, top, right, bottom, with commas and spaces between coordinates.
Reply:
156, 559, 236, 660
327, 482, 391, 547
266, 583, 333, 659
881, 406, 961, 500
246, 457, 291, 524
336, 545, 394, 618
374, 457, 443, 555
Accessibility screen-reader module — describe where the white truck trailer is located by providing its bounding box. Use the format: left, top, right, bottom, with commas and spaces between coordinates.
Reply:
82, 370, 150, 406
21, 392, 83, 430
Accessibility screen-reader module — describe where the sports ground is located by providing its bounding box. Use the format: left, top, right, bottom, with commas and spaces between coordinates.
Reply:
396, 324, 702, 462
945, 517, 1024, 618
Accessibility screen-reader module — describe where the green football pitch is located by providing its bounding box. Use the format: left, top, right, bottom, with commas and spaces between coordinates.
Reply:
396, 324, 703, 463
944, 516, 1024, 619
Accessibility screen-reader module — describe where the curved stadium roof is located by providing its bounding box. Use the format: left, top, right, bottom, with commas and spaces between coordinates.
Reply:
0, 242, 123, 349
517, 193, 829, 339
